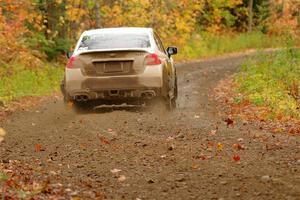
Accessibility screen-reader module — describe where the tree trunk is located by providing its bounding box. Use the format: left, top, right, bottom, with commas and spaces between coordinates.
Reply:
248, 0, 254, 32
94, 0, 102, 28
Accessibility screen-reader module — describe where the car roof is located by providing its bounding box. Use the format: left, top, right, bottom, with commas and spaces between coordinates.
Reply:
83, 27, 153, 35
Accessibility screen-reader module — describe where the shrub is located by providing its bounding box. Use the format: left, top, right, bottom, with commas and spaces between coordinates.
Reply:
235, 48, 300, 119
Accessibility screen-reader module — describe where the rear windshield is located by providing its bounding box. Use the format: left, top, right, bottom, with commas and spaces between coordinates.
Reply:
78, 33, 151, 50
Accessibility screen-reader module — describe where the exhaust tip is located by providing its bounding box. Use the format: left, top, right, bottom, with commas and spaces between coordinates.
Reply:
141, 90, 156, 99
82, 95, 88, 101
75, 95, 89, 102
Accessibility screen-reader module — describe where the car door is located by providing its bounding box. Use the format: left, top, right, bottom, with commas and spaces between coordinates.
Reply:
153, 33, 176, 97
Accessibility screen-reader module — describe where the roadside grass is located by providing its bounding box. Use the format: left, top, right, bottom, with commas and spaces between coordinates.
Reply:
176, 32, 295, 60
235, 48, 300, 120
0, 63, 63, 104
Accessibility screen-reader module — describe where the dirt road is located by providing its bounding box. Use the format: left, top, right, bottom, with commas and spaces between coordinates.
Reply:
1, 55, 300, 200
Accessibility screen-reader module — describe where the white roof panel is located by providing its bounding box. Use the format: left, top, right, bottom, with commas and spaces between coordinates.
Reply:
84, 27, 153, 35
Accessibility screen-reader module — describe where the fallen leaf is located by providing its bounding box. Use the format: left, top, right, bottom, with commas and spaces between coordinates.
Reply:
118, 175, 126, 182
97, 134, 111, 145
107, 128, 114, 132
217, 142, 223, 151
65, 188, 72, 192
224, 118, 234, 127
232, 143, 245, 150
209, 130, 217, 136
232, 155, 240, 161
32, 181, 43, 192
160, 154, 167, 158
49, 171, 57, 175
198, 155, 207, 160
220, 181, 228, 185
79, 143, 87, 150
191, 164, 200, 169
261, 175, 271, 182
110, 169, 122, 174
0, 127, 6, 143
35, 144, 42, 152
207, 141, 214, 147
0, 128, 6, 137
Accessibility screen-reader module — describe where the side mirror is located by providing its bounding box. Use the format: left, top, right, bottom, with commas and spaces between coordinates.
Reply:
67, 51, 73, 59
166, 46, 178, 57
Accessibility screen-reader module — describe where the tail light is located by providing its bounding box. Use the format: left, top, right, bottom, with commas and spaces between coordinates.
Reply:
66, 56, 76, 69
145, 54, 161, 65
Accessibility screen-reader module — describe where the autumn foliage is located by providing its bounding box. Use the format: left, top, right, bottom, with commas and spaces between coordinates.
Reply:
0, 0, 299, 64
0, 0, 44, 70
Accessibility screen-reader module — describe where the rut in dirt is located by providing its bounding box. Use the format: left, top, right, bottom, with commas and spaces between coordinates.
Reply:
1, 55, 299, 200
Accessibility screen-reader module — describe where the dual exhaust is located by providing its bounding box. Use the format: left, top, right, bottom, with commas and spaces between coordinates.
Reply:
74, 95, 89, 102
141, 90, 156, 99
74, 90, 156, 101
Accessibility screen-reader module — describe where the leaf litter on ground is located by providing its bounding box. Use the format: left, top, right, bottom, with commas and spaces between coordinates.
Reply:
214, 77, 300, 135
0, 160, 105, 199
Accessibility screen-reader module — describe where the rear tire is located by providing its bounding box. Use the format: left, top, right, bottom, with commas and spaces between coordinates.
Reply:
167, 97, 177, 110
166, 76, 178, 111
174, 76, 178, 100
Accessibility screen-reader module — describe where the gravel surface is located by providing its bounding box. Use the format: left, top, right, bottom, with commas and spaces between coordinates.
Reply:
1, 55, 300, 199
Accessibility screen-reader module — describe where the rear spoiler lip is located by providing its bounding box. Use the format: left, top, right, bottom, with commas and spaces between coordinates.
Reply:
76, 48, 152, 56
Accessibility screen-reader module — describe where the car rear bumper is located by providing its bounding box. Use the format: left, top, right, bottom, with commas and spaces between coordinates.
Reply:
65, 66, 163, 100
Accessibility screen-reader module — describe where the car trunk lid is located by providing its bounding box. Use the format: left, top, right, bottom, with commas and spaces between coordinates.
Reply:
74, 49, 149, 76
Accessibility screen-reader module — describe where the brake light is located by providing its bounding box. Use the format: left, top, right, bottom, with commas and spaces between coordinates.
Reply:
145, 54, 161, 65
66, 56, 76, 69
